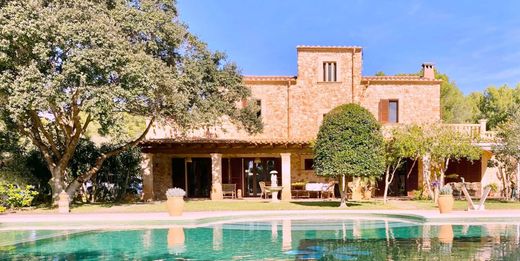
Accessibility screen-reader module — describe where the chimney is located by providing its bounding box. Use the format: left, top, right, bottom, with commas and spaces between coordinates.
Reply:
422, 62, 435, 80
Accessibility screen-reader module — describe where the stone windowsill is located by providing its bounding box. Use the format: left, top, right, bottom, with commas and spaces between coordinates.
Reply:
317, 81, 343, 84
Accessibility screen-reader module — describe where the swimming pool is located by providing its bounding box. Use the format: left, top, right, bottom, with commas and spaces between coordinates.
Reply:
1, 218, 520, 260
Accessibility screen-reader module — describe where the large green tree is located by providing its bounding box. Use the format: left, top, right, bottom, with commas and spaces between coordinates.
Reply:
423, 125, 481, 200
0, 0, 261, 203
477, 84, 520, 130
314, 103, 385, 207
437, 73, 475, 124
493, 110, 520, 200
382, 125, 425, 203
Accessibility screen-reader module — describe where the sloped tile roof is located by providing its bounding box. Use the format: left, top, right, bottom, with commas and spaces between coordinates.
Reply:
362, 75, 442, 84
296, 45, 362, 50
140, 138, 311, 146
243, 76, 297, 84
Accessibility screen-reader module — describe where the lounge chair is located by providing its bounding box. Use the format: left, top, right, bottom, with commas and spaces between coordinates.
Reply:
461, 179, 491, 211
259, 181, 270, 199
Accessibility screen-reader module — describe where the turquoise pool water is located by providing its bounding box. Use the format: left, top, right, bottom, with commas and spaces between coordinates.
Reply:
1, 219, 520, 260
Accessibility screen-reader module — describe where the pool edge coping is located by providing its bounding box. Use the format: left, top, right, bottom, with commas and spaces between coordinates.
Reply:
3, 209, 520, 230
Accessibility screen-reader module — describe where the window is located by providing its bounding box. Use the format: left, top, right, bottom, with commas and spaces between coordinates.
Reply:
255, 99, 262, 118
242, 99, 262, 118
388, 100, 398, 123
323, 62, 337, 82
379, 99, 399, 123
304, 159, 314, 170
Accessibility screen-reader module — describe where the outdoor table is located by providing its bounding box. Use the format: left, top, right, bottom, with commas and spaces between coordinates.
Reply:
305, 183, 327, 198
265, 186, 283, 202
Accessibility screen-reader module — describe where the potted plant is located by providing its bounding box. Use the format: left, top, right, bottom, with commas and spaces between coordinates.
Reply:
485, 183, 498, 197
166, 188, 186, 216
438, 184, 454, 214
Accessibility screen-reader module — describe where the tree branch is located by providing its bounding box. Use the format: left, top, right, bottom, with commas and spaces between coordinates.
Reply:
49, 102, 72, 142
29, 110, 60, 158
406, 159, 418, 179
17, 125, 55, 169
66, 116, 156, 195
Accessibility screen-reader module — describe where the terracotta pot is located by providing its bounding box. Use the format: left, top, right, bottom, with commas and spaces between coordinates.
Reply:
363, 190, 372, 200
166, 196, 184, 216
167, 227, 185, 247
438, 195, 454, 214
438, 224, 454, 244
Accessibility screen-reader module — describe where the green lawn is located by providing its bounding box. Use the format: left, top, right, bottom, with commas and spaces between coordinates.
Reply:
11, 198, 520, 214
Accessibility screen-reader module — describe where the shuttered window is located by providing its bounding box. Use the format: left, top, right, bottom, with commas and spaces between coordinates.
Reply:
379, 99, 399, 123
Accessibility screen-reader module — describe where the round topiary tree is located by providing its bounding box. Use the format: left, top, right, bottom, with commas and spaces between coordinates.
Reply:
314, 103, 385, 207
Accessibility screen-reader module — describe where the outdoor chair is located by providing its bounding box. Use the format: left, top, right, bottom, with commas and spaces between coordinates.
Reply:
222, 184, 236, 199
450, 182, 464, 200
461, 179, 491, 211
321, 181, 336, 199
259, 181, 270, 199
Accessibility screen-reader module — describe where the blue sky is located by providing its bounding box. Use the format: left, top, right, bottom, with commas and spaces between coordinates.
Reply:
177, 0, 520, 94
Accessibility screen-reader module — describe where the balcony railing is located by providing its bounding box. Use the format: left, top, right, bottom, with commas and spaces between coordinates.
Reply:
382, 119, 496, 142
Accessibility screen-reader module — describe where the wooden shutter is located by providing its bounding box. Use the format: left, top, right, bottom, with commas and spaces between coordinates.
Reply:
379, 99, 389, 123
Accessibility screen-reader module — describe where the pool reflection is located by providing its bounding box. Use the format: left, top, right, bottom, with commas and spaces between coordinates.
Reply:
3, 220, 520, 260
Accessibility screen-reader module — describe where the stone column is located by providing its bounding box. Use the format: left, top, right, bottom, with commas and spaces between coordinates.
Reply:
282, 219, 292, 251
210, 153, 223, 200
280, 153, 292, 201
141, 153, 154, 201
212, 224, 223, 250
422, 154, 433, 199
479, 119, 488, 138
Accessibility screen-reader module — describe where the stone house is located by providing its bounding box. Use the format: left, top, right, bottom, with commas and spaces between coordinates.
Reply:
140, 45, 498, 201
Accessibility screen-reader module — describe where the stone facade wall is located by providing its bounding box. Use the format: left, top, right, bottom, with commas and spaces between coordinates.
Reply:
146, 83, 289, 140
146, 47, 440, 141
291, 152, 336, 183
143, 46, 444, 199
289, 48, 362, 139
152, 153, 172, 200
361, 84, 441, 124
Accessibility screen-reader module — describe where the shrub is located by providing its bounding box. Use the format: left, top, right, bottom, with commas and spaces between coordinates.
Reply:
439, 184, 453, 196
68, 139, 142, 203
314, 103, 385, 206
0, 181, 38, 208
314, 103, 385, 178
485, 183, 499, 192
166, 188, 186, 198
0, 206, 5, 213
411, 190, 427, 200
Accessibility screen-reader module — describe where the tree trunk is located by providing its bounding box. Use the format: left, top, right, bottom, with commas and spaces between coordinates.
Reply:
64, 117, 156, 204
517, 162, 520, 200
49, 167, 66, 206
339, 175, 348, 208
384, 168, 391, 204
422, 155, 434, 200
440, 158, 450, 187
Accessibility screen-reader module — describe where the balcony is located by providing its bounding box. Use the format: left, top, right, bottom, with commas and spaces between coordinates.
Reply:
382, 119, 496, 143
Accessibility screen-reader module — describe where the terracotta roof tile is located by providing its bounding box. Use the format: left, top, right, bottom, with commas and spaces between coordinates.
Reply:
362, 75, 442, 83
243, 76, 297, 84
141, 138, 311, 146
296, 45, 362, 49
